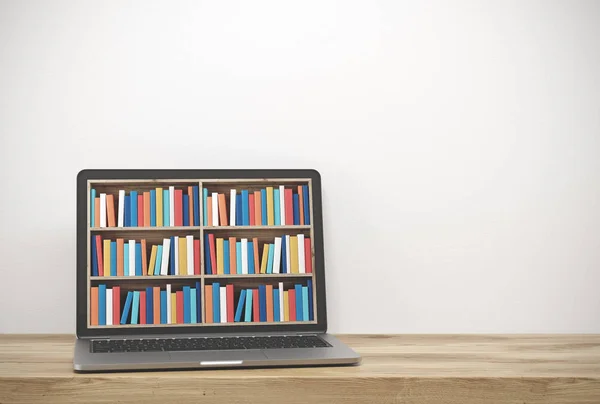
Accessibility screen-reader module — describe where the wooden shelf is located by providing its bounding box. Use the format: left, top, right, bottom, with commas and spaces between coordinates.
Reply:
205, 225, 311, 231
91, 226, 201, 232
91, 276, 202, 281
204, 273, 313, 279
88, 320, 315, 329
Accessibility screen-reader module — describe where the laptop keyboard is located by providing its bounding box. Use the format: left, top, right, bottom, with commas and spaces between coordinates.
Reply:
91, 335, 330, 353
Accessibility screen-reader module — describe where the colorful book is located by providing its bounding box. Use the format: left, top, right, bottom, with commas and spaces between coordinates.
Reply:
99, 193, 107, 228
236, 194, 242, 227
153, 286, 160, 324
281, 235, 287, 274
140, 291, 146, 325
90, 189, 96, 227
241, 190, 249, 225
105, 288, 112, 325
211, 192, 219, 226
183, 287, 190, 324
223, 240, 230, 275
204, 285, 213, 323
156, 188, 163, 227
302, 287, 309, 321
130, 191, 138, 227
137, 194, 143, 227
295, 284, 303, 321
124, 241, 129, 276
166, 284, 172, 324
183, 194, 189, 226
143, 192, 151, 227
191, 288, 197, 323
266, 187, 274, 225
241, 238, 248, 274
290, 236, 299, 273
302, 185, 310, 224
107, 194, 116, 227
297, 234, 305, 274
145, 288, 152, 324
150, 190, 156, 227
278, 282, 284, 321
279, 185, 286, 225
293, 194, 300, 225
285, 235, 291, 274
258, 285, 267, 322
307, 279, 313, 320
208, 234, 217, 275
248, 241, 255, 274
204, 234, 212, 274
154, 245, 163, 276
91, 237, 98, 276
226, 284, 234, 322
289, 289, 296, 321
252, 289, 259, 322
160, 290, 167, 324
218, 193, 228, 226
103, 240, 110, 277
216, 238, 224, 274
284, 189, 293, 225
193, 186, 200, 226
186, 235, 194, 276
91, 287, 98, 325
305, 238, 312, 273
171, 236, 177, 275
229, 189, 236, 226
297, 186, 304, 225
249, 193, 255, 226
229, 237, 237, 274
141, 239, 148, 275
244, 289, 253, 322
110, 241, 117, 276
148, 245, 157, 276
196, 282, 202, 324
261, 189, 267, 225
163, 189, 170, 227
253, 238, 260, 274
254, 191, 262, 227
236, 242, 242, 274
113, 286, 120, 325
273, 188, 280, 226
194, 239, 200, 275
266, 243, 274, 274
135, 242, 142, 276
171, 293, 178, 324
169, 186, 175, 227
174, 189, 183, 226
266, 285, 273, 322
130, 291, 139, 324
273, 288, 280, 322
120, 291, 133, 324
220, 286, 227, 324
160, 238, 170, 276
203, 188, 209, 226
212, 283, 220, 323
273, 237, 282, 274
235, 289, 246, 322
260, 244, 269, 274
178, 236, 187, 276
117, 190, 125, 227
123, 195, 130, 227
283, 290, 289, 321
116, 239, 124, 276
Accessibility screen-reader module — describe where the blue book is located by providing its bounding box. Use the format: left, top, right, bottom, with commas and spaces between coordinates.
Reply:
124, 243, 129, 276
169, 236, 176, 275
163, 190, 170, 226
121, 291, 133, 324
204, 234, 212, 274
293, 194, 300, 225
154, 245, 163, 276
193, 186, 200, 226
302, 185, 310, 225
90, 189, 96, 227
281, 236, 287, 274
191, 288, 197, 323
212, 283, 220, 323
244, 289, 253, 322
150, 190, 156, 227
235, 289, 246, 322
248, 241, 255, 274
236, 194, 243, 226
146, 287, 153, 324
223, 240, 230, 275
273, 289, 280, 322
236, 242, 242, 274
261, 189, 267, 225
110, 241, 117, 276
195, 281, 202, 323
160, 291, 167, 324
274, 188, 281, 226
98, 284, 106, 325
241, 190, 249, 225
130, 191, 138, 227
124, 195, 131, 227
266, 244, 274, 274
183, 195, 189, 226
183, 286, 191, 324
202, 188, 208, 226
295, 284, 303, 321
131, 291, 140, 324
91, 237, 98, 276
135, 243, 142, 276
302, 286, 309, 321
307, 279, 314, 321
258, 285, 267, 322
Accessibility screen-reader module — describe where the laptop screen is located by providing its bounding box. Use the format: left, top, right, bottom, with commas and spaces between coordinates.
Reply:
80, 171, 321, 334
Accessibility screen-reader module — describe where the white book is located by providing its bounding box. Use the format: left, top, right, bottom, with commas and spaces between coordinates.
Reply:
230, 189, 236, 226
220, 286, 227, 323
99, 193, 107, 228
298, 234, 305, 274
279, 185, 286, 225
212, 192, 219, 226
241, 238, 248, 274
186, 235, 194, 275
285, 235, 291, 272
169, 186, 175, 227
166, 284, 172, 324
273, 237, 282, 274
174, 236, 179, 276
278, 282, 284, 321
160, 238, 170, 276
106, 288, 113, 326
117, 190, 125, 227
128, 240, 136, 276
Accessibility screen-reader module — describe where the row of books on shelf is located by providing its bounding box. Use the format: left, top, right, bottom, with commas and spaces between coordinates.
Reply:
90, 185, 310, 228
205, 234, 312, 275
90, 281, 313, 325
91, 186, 201, 228
203, 185, 310, 227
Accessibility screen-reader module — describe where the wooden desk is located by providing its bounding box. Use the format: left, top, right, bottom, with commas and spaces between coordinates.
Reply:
1, 334, 599, 403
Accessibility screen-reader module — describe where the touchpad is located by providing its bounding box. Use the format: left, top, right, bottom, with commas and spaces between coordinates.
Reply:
168, 350, 268, 364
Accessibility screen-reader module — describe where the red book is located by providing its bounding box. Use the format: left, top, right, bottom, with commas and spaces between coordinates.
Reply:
95, 235, 104, 276
252, 289, 259, 322
226, 284, 234, 322
141, 239, 147, 276
289, 289, 296, 321
254, 191, 262, 226
143, 192, 151, 227
285, 189, 293, 225
229, 237, 237, 274
106, 194, 116, 227
304, 238, 312, 273
174, 189, 183, 226
249, 194, 255, 226
140, 291, 146, 325
193, 239, 200, 275
176, 291, 184, 324
205, 285, 213, 323
253, 237, 260, 272
113, 286, 121, 325
138, 195, 144, 228
208, 234, 217, 275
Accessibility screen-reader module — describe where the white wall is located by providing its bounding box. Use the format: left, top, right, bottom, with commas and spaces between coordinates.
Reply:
1, 0, 599, 334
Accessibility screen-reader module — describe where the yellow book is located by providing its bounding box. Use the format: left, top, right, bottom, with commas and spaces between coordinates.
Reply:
156, 188, 163, 227
148, 245, 158, 275
171, 294, 177, 324
103, 239, 111, 277
283, 291, 289, 321
266, 186, 274, 226
178, 237, 187, 276
216, 238, 224, 274
260, 244, 269, 274
290, 236, 299, 273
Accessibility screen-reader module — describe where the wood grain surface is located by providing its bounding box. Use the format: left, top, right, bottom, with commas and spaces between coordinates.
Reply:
1, 334, 599, 403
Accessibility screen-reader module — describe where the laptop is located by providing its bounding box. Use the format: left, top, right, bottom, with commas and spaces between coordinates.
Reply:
73, 169, 360, 371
